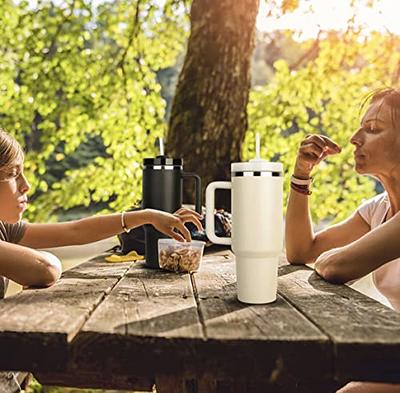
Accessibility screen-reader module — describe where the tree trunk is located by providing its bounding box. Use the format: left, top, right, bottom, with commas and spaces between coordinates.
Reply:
167, 0, 260, 210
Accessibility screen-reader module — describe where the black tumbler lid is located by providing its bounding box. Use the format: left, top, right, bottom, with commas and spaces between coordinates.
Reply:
143, 155, 183, 167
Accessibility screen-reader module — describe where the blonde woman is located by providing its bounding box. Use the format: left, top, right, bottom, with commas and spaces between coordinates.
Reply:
286, 88, 400, 392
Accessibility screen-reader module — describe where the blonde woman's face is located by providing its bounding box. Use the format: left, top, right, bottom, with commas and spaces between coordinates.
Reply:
350, 100, 400, 177
0, 160, 30, 223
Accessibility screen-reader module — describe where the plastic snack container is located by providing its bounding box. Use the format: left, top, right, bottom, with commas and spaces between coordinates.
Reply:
158, 239, 205, 272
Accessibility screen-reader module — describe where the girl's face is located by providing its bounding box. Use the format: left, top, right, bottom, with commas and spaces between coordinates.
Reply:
0, 160, 30, 223
350, 100, 400, 178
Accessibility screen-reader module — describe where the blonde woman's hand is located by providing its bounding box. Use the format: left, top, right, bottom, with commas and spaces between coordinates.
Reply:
144, 208, 203, 242
294, 134, 341, 179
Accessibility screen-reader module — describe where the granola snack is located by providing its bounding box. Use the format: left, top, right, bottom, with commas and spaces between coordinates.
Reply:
159, 245, 202, 272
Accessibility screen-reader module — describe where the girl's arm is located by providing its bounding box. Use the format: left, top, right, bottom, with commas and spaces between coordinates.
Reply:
19, 208, 202, 249
0, 241, 61, 287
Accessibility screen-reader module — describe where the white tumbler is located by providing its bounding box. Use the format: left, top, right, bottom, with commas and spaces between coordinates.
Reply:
205, 145, 283, 304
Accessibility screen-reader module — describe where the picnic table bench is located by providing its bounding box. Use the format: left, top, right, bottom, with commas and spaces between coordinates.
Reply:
0, 248, 400, 393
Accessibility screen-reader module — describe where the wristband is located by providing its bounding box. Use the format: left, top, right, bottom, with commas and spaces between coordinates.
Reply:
291, 175, 313, 186
121, 211, 130, 233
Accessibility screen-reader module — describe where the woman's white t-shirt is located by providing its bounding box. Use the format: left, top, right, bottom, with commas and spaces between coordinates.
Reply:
357, 192, 400, 311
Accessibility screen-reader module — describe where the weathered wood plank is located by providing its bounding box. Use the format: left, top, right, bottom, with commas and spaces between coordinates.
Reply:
5, 248, 396, 389
278, 263, 400, 383
35, 370, 154, 391
70, 261, 203, 378
190, 254, 333, 386
155, 375, 340, 393
61, 256, 132, 279
155, 376, 186, 393
0, 255, 132, 372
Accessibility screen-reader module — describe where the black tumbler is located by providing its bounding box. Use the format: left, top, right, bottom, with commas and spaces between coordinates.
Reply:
142, 155, 202, 268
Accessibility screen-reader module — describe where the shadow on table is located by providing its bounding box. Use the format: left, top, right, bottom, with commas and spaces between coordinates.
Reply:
113, 280, 295, 337
114, 305, 202, 335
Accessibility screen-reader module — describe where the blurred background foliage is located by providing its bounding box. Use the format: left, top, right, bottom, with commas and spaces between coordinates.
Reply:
0, 0, 399, 224
0, 0, 189, 221
244, 29, 400, 223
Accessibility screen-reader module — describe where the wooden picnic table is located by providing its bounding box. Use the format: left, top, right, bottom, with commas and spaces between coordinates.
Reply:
0, 248, 400, 393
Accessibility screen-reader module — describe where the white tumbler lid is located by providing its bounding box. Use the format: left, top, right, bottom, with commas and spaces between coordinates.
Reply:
231, 160, 283, 173
231, 133, 283, 174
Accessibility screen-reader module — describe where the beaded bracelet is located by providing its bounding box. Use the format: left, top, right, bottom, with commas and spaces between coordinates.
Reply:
290, 182, 312, 195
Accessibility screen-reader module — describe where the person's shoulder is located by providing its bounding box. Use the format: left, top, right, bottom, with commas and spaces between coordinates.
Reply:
357, 192, 387, 226
0, 221, 27, 243
0, 221, 7, 242
360, 192, 387, 207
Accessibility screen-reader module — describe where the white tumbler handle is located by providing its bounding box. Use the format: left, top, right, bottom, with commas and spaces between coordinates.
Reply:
205, 181, 232, 245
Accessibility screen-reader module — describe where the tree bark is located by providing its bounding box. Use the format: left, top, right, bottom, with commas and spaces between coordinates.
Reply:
167, 0, 260, 209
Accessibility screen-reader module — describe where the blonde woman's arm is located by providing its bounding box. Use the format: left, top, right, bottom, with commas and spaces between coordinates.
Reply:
286, 134, 369, 264
315, 211, 400, 283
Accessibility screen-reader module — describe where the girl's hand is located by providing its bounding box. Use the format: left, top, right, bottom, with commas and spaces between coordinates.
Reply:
294, 135, 341, 179
145, 208, 203, 242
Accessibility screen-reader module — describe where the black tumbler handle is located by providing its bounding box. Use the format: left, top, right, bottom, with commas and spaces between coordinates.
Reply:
182, 172, 202, 214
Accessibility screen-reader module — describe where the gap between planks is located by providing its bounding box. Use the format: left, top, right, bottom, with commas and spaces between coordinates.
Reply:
67, 262, 133, 342
190, 273, 208, 340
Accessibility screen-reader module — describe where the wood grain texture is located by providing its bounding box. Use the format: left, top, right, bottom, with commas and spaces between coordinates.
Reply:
36, 370, 154, 391
71, 262, 203, 377
154, 375, 340, 393
190, 254, 333, 386
0, 255, 132, 372
278, 263, 400, 383
2, 250, 398, 390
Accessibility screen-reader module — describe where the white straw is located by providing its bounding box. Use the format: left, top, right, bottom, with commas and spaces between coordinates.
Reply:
159, 137, 164, 156
255, 133, 260, 160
